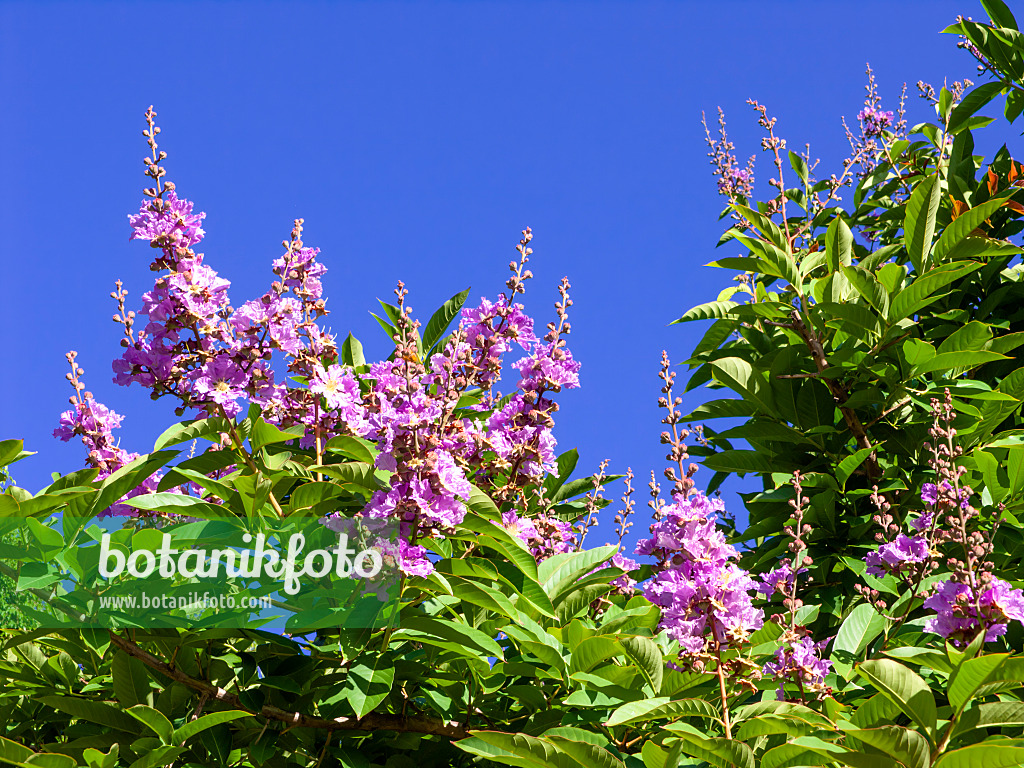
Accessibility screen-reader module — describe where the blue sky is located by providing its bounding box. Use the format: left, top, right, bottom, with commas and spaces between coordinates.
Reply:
0, 0, 990, 536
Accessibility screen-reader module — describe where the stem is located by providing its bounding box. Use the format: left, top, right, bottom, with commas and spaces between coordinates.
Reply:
715, 642, 732, 739
788, 310, 880, 478
219, 405, 285, 518
106, 632, 468, 739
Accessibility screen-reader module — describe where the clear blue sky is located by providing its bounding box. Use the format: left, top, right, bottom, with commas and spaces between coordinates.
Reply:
0, 0, 990, 537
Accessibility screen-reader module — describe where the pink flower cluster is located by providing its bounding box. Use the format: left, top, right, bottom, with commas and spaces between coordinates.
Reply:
636, 491, 763, 655
75, 108, 584, 576
762, 636, 832, 701
54, 352, 173, 517
925, 578, 1024, 643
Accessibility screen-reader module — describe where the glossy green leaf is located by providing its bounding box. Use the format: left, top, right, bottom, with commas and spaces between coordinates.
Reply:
456, 731, 584, 768
343, 661, 395, 719
887, 261, 980, 323
949, 653, 1009, 712
904, 175, 942, 272
933, 197, 1012, 261
841, 725, 929, 768
856, 659, 937, 737
171, 711, 251, 745
672, 300, 739, 324
38, 695, 140, 734
422, 287, 471, 353
933, 745, 1024, 768
126, 705, 174, 744
605, 697, 717, 727
111, 652, 152, 708
825, 215, 854, 271
618, 636, 664, 693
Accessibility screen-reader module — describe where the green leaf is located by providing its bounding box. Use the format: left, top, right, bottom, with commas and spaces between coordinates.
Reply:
760, 742, 832, 768
87, 451, 178, 518
948, 82, 1006, 134
397, 615, 503, 659
709, 357, 774, 414
888, 261, 980, 323
840, 725, 929, 768
127, 746, 187, 768
343, 661, 395, 719
952, 700, 1024, 737
949, 653, 1009, 712
341, 332, 366, 367
423, 287, 471, 353
111, 651, 152, 708
569, 635, 621, 674
910, 350, 1008, 378
933, 745, 1024, 768
618, 636, 664, 693
789, 150, 810, 183
545, 734, 625, 768
665, 727, 755, 768
842, 266, 889, 316
836, 446, 876, 490
732, 203, 787, 248
701, 450, 776, 474
314, 461, 380, 490
856, 658, 937, 737
733, 700, 834, 730
788, 735, 901, 768
121, 493, 230, 519
604, 697, 717, 726
249, 419, 305, 452
451, 578, 518, 619
127, 705, 174, 744
825, 215, 854, 271
814, 301, 881, 337
938, 321, 993, 355
539, 545, 617, 599
933, 197, 1012, 261
153, 418, 227, 452
456, 731, 583, 768
641, 740, 683, 768
904, 175, 943, 273
832, 603, 885, 675
981, 0, 1018, 29
171, 711, 251, 744
0, 736, 34, 764
38, 695, 140, 734
1007, 446, 1024, 496
672, 300, 739, 324
544, 449, 579, 498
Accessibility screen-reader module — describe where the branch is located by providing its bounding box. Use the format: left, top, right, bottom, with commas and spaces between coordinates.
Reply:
107, 632, 469, 740
788, 311, 881, 479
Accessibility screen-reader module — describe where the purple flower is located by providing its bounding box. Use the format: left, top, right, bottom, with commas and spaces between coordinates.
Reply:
128, 190, 206, 250
858, 107, 894, 137
513, 343, 581, 393
461, 295, 537, 356
717, 167, 752, 197
310, 364, 362, 414
636, 492, 763, 654
865, 534, 929, 577
921, 483, 938, 506
924, 578, 1024, 645
609, 552, 639, 593
191, 358, 249, 416
910, 512, 934, 532
272, 246, 327, 300
757, 563, 805, 597
763, 636, 832, 701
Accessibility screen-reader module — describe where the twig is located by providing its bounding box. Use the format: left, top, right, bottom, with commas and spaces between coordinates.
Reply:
788, 311, 880, 478
107, 632, 469, 740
